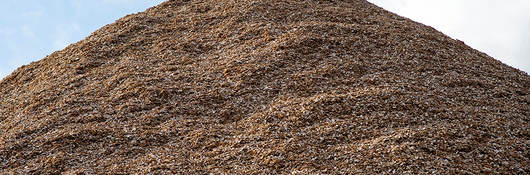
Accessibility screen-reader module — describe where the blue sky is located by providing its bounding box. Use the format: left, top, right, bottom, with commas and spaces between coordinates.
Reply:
0, 0, 164, 78
1, 0, 529, 79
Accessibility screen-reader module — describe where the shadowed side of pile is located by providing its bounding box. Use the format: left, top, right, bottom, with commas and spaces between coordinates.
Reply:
0, 0, 529, 174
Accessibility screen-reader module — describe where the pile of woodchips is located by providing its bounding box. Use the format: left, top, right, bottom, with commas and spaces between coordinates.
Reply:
0, 0, 528, 174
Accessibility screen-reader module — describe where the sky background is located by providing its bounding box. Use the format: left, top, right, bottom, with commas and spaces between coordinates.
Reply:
368, 0, 530, 74
0, 0, 165, 79
1, 0, 529, 80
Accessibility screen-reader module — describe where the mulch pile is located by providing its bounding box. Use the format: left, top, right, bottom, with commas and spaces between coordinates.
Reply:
1, 0, 529, 174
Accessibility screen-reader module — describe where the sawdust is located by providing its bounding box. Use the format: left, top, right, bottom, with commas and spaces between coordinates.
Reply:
0, 0, 529, 174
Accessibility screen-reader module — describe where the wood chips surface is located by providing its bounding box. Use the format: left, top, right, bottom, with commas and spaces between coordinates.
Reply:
0, 0, 529, 174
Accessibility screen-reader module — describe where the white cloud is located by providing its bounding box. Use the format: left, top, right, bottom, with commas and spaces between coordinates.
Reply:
368, 0, 530, 73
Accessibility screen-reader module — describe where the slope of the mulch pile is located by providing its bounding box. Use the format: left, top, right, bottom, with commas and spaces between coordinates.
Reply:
1, 0, 529, 174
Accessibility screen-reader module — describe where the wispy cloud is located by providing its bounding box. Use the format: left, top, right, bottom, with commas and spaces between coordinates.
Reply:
20, 25, 36, 39
0, 27, 15, 37
52, 22, 84, 50
20, 10, 44, 18
53, 26, 71, 51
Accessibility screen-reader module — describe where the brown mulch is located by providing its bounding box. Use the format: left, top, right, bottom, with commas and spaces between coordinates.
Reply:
0, 0, 529, 174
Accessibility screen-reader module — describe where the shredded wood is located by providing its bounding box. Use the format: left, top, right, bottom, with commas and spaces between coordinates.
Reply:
0, 0, 529, 174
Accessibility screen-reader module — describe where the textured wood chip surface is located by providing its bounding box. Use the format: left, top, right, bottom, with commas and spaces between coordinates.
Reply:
0, 0, 529, 174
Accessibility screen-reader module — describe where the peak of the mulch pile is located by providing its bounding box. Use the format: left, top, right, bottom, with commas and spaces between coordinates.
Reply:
1, 0, 529, 174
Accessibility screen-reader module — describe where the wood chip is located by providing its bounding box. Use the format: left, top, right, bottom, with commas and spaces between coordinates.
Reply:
0, 0, 528, 174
